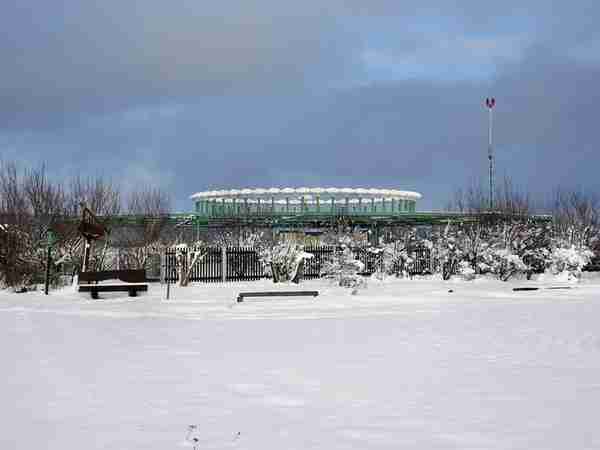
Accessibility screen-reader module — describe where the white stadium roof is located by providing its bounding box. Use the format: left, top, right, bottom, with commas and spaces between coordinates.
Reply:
191, 187, 422, 201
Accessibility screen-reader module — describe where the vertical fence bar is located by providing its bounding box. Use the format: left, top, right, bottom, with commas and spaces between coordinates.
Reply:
221, 246, 226, 282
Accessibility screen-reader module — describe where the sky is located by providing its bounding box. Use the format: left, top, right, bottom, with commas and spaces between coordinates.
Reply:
1, 1, 599, 211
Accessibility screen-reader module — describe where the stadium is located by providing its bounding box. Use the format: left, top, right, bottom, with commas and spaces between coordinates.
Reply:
191, 187, 422, 219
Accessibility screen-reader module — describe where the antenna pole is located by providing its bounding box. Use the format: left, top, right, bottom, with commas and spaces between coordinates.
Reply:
485, 98, 496, 210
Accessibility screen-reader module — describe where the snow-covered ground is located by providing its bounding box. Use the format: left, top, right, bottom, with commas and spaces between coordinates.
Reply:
2, 276, 600, 449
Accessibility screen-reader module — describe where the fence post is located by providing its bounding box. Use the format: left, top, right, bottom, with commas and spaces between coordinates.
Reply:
222, 246, 227, 282
44, 244, 52, 295
160, 252, 165, 284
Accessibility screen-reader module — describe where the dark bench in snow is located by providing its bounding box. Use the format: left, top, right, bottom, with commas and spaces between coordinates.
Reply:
79, 270, 146, 284
513, 286, 572, 292
78, 283, 148, 299
237, 291, 319, 303
78, 270, 148, 299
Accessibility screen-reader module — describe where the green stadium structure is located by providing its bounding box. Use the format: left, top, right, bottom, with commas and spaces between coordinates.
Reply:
191, 187, 421, 219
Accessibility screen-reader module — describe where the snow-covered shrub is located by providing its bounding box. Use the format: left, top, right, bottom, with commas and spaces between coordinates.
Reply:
322, 245, 366, 292
470, 221, 551, 281
374, 242, 413, 279
172, 241, 206, 286
503, 222, 552, 279
261, 241, 313, 283
431, 223, 463, 280
0, 225, 67, 291
521, 246, 551, 279
458, 261, 476, 280
0, 226, 35, 290
373, 228, 426, 278
548, 245, 594, 280
480, 247, 528, 281
458, 223, 488, 275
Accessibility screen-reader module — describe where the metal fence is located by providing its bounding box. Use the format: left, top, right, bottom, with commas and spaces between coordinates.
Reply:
163, 245, 432, 283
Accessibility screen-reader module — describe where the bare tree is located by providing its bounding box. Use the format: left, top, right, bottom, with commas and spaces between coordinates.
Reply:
0, 162, 68, 289
494, 177, 533, 216
67, 175, 121, 217
447, 176, 534, 216
52, 175, 123, 275
23, 164, 68, 250
446, 182, 487, 213
0, 161, 31, 288
550, 187, 600, 249
114, 187, 172, 271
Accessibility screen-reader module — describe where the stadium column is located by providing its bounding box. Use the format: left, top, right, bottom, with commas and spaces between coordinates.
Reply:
196, 216, 200, 241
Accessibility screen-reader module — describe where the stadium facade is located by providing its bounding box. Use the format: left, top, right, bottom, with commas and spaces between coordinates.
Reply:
191, 187, 422, 219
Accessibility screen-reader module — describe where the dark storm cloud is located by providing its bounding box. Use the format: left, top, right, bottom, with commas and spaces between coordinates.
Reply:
2, 0, 598, 123
1, 1, 600, 209
0, 1, 360, 127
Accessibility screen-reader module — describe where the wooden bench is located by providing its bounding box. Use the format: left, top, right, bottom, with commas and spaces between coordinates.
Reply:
79, 283, 148, 299
513, 286, 572, 292
78, 270, 148, 299
237, 291, 319, 303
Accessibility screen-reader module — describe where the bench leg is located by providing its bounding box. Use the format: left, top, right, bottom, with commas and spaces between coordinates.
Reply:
129, 289, 137, 297
237, 296, 243, 303
91, 290, 99, 300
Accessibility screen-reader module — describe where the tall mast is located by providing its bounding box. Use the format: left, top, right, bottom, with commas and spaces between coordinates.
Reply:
485, 97, 496, 210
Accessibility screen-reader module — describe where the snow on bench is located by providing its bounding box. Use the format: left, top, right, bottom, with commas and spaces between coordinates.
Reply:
78, 270, 148, 299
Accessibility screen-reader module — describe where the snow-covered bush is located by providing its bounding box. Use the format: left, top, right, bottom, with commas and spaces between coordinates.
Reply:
481, 247, 528, 281
458, 223, 488, 275
521, 246, 551, 279
431, 223, 463, 280
473, 221, 551, 281
458, 261, 476, 280
322, 245, 366, 292
503, 223, 552, 279
261, 241, 313, 283
373, 242, 413, 279
172, 241, 206, 286
548, 245, 594, 280
373, 228, 425, 279
0, 225, 68, 292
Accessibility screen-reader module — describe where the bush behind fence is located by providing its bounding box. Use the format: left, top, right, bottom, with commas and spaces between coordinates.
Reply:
163, 245, 432, 283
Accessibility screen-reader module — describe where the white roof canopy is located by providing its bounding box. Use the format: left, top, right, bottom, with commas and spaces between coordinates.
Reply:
191, 187, 422, 201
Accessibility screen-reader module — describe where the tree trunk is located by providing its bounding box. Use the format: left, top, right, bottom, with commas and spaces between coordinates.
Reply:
292, 259, 304, 284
